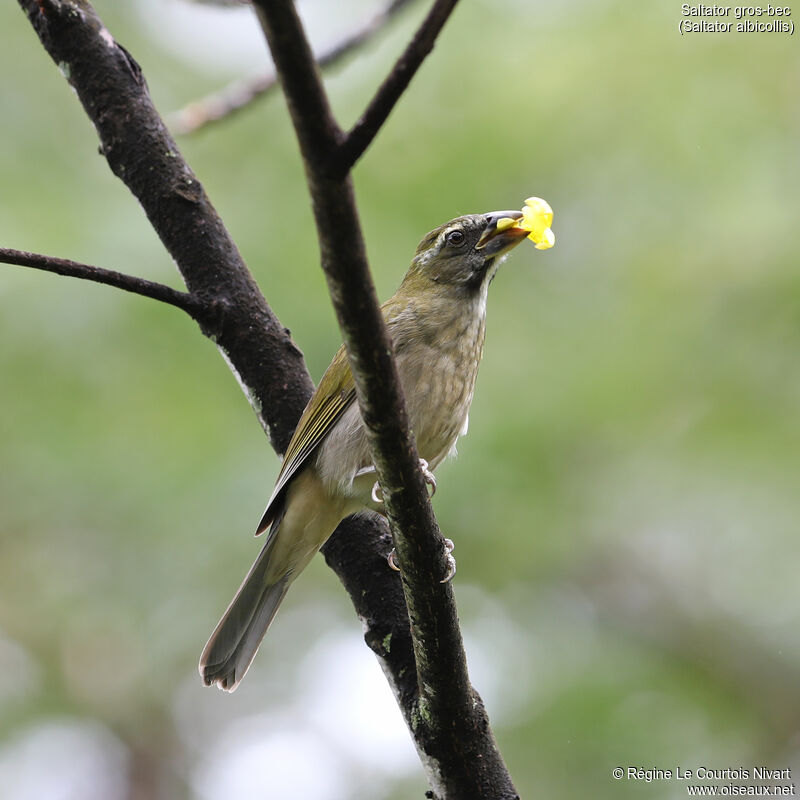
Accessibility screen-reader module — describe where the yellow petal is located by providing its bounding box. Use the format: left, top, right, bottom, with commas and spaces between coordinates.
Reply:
520, 197, 553, 231
495, 216, 517, 232
532, 227, 555, 250
524, 196, 553, 219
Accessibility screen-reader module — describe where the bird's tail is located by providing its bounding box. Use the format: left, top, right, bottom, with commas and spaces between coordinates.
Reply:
199, 534, 290, 692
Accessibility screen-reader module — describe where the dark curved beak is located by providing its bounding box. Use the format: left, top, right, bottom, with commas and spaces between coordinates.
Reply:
476, 210, 527, 256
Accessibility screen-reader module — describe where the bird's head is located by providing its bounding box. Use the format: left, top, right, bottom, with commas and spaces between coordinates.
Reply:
401, 210, 530, 295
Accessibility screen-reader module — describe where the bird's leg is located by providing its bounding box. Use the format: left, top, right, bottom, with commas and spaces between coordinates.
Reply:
358, 458, 446, 579
358, 458, 436, 509
353, 466, 390, 515
387, 537, 456, 583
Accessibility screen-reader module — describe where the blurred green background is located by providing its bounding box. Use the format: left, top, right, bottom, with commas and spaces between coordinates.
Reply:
1, 1, 799, 798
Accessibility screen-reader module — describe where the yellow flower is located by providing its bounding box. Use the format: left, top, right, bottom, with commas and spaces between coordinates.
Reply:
519, 196, 555, 250
495, 196, 555, 250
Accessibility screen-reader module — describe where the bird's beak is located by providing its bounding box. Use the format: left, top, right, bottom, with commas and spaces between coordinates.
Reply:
475, 210, 528, 257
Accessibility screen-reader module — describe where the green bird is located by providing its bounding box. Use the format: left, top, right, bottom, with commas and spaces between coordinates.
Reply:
200, 208, 538, 691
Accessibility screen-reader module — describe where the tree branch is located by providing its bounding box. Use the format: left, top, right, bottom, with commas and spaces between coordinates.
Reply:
0, 247, 200, 316
254, 2, 516, 797
336, 0, 460, 174
169, 0, 416, 137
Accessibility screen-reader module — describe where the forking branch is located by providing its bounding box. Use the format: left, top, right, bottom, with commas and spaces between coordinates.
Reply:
13, 0, 518, 795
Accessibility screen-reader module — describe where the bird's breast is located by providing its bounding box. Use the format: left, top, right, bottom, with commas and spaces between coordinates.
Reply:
397, 310, 486, 469
314, 296, 488, 499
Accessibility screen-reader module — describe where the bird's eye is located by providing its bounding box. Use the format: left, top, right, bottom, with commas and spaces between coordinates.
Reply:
446, 229, 465, 247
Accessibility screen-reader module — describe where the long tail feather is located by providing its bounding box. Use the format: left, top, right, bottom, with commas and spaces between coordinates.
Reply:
199, 537, 290, 692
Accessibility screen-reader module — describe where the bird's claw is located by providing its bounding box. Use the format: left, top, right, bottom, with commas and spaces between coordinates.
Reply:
371, 458, 436, 506
386, 537, 456, 583
418, 458, 436, 497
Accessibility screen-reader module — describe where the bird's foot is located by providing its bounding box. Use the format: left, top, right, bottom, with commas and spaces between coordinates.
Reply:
418, 458, 437, 497
387, 538, 456, 583
371, 458, 436, 505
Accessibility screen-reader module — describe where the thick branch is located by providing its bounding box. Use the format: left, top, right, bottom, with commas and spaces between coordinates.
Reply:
0, 247, 200, 316
17, 0, 311, 450
170, 0, 415, 136
255, 3, 516, 798
337, 0, 460, 173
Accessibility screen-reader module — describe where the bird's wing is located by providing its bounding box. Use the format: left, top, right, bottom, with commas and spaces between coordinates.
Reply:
256, 345, 355, 534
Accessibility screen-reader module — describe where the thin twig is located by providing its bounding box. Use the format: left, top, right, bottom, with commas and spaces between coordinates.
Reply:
0, 247, 200, 315
336, 0, 460, 173
170, 0, 416, 136
170, 73, 278, 137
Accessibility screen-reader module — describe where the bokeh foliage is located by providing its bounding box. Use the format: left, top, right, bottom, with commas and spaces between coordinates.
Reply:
1, 1, 799, 798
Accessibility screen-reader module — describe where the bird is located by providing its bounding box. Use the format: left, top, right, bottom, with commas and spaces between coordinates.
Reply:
199, 205, 550, 691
